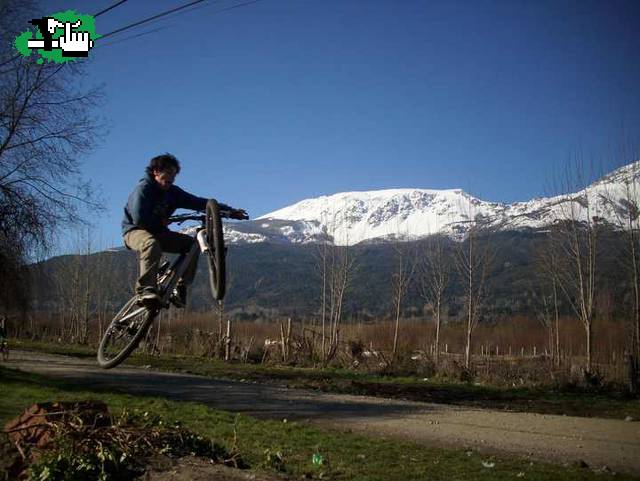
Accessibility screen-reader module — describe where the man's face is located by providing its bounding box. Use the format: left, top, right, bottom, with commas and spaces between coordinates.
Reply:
152, 167, 177, 191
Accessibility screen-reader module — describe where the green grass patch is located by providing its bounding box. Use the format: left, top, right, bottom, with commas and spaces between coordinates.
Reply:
1, 366, 636, 481
12, 339, 640, 420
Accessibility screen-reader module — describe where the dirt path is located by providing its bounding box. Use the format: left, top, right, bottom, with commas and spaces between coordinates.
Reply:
6, 350, 640, 475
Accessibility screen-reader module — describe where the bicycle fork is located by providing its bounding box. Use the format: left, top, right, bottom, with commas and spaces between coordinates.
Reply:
196, 228, 209, 253
196, 226, 227, 255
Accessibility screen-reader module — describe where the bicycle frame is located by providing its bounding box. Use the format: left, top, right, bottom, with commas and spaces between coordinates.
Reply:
115, 224, 209, 325
157, 226, 208, 305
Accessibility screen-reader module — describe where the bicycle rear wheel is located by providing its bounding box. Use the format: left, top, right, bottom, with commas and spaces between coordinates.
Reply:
97, 296, 156, 369
206, 199, 226, 301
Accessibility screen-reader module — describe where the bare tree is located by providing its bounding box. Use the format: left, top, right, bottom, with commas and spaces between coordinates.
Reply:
551, 158, 601, 374
51, 228, 95, 343
418, 234, 450, 365
532, 235, 562, 365
92, 247, 126, 340
617, 166, 640, 363
327, 245, 356, 362
390, 235, 416, 359
315, 222, 330, 360
0, 1, 104, 313
600, 160, 640, 361
454, 202, 495, 369
314, 214, 357, 363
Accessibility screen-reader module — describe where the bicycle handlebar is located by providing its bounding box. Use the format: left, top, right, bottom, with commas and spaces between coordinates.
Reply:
168, 214, 205, 225
168, 209, 235, 225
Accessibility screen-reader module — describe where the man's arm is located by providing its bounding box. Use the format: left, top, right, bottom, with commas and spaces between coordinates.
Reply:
173, 186, 248, 219
173, 186, 235, 211
173, 186, 213, 211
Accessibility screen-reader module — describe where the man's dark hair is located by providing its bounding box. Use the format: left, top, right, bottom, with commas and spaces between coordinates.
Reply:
146, 153, 181, 176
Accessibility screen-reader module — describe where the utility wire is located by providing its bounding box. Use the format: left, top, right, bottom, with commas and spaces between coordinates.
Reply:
100, 0, 212, 40
99, 0, 261, 42
96, 26, 170, 49
93, 0, 129, 18
95, 0, 261, 51
127, 0, 258, 27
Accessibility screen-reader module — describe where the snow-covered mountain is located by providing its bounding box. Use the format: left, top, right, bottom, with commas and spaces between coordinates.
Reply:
222, 161, 640, 246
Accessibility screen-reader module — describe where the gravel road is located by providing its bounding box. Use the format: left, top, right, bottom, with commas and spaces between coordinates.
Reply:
5, 350, 640, 475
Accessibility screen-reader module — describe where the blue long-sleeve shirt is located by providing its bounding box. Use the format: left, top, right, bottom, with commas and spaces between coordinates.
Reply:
122, 173, 230, 236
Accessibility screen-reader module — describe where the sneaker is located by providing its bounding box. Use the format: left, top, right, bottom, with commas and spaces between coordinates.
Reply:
137, 288, 160, 307
171, 282, 188, 308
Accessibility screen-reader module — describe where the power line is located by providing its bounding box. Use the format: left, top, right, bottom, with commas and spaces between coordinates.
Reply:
100, 0, 212, 40
99, 0, 262, 45
132, 0, 260, 26
93, 0, 263, 52
97, 26, 170, 49
94, 0, 129, 18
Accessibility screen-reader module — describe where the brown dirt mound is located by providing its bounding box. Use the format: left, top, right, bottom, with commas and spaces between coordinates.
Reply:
2, 401, 254, 481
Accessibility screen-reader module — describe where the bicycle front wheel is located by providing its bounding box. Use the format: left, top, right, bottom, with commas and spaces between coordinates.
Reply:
206, 199, 226, 301
97, 296, 156, 369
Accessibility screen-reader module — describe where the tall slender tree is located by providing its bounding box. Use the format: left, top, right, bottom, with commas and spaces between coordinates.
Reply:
390, 235, 416, 359
315, 213, 357, 363
532, 235, 562, 365
418, 234, 450, 365
454, 201, 495, 369
552, 158, 601, 374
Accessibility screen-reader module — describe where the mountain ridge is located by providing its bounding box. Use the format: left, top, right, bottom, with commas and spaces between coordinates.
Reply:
219, 161, 639, 245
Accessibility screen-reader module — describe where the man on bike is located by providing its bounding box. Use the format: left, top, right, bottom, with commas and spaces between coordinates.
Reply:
122, 154, 248, 307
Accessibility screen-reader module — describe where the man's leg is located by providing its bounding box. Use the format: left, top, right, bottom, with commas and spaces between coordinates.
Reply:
156, 231, 199, 300
124, 229, 162, 296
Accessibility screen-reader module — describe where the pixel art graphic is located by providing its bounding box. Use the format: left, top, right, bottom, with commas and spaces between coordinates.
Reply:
14, 10, 98, 64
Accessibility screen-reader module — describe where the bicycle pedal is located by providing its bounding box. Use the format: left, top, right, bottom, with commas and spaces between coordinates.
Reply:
169, 294, 184, 308
136, 298, 150, 308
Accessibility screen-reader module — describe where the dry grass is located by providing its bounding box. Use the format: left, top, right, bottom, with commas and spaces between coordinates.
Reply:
8, 310, 635, 385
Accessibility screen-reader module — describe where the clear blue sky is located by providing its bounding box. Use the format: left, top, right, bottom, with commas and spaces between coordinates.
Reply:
44, 0, 640, 250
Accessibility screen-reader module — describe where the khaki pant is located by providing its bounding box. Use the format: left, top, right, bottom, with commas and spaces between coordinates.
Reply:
124, 229, 199, 294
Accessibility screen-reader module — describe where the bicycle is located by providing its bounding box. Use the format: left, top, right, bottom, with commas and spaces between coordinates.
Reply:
97, 199, 230, 369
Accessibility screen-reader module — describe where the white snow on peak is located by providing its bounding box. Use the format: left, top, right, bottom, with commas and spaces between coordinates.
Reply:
257, 188, 492, 244
180, 225, 267, 244
246, 160, 640, 245
224, 230, 267, 244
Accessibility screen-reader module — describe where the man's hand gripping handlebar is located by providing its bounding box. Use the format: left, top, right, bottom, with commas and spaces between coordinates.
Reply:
168, 207, 249, 226
225, 208, 249, 220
